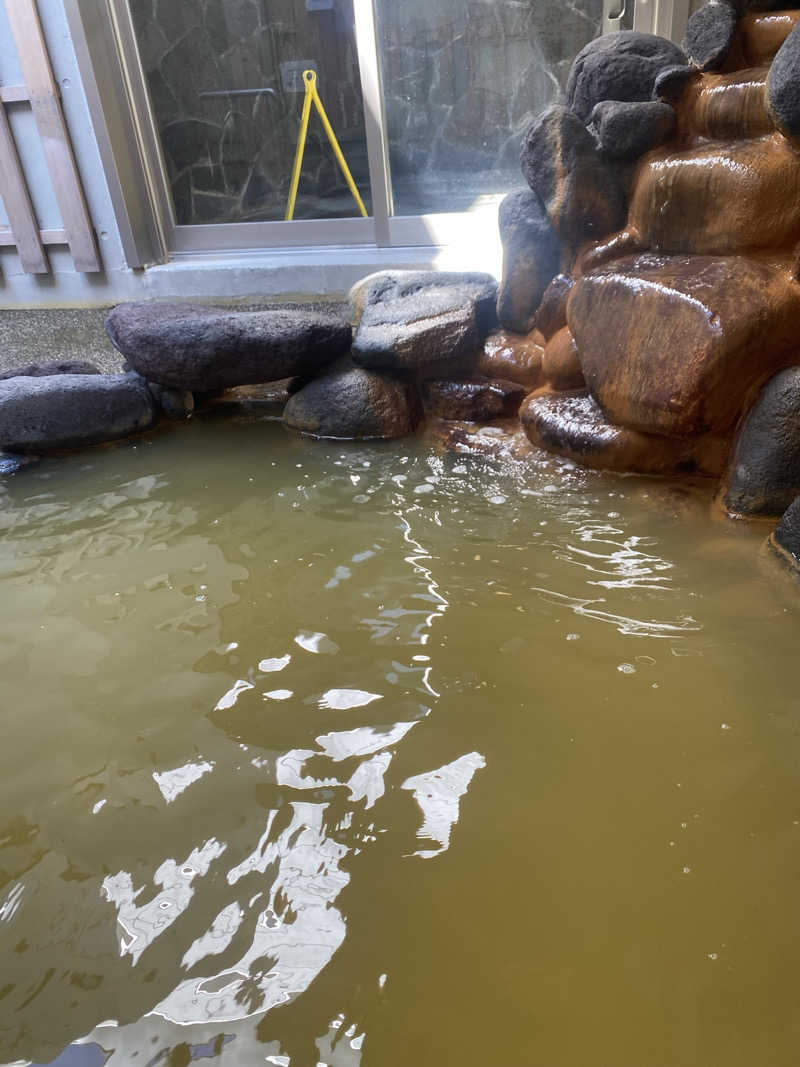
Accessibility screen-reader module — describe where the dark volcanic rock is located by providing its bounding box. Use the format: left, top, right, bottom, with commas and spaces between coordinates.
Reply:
590, 100, 676, 160
770, 495, 800, 569
684, 0, 739, 71
565, 31, 687, 122
0, 360, 100, 381
283, 360, 421, 439
496, 190, 561, 334
422, 378, 526, 421
768, 21, 800, 141
520, 106, 626, 246
536, 274, 575, 342
519, 390, 724, 475
722, 367, 800, 517
351, 277, 491, 372
0, 374, 156, 453
106, 303, 352, 390
653, 64, 699, 103
349, 271, 498, 336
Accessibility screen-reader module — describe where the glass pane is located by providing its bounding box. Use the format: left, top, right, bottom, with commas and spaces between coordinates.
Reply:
374, 0, 604, 216
129, 0, 372, 224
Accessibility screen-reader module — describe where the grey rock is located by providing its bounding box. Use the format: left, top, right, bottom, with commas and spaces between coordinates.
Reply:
653, 64, 699, 103
768, 21, 800, 142
770, 495, 800, 570
565, 31, 687, 122
351, 280, 488, 373
106, 303, 352, 390
422, 377, 526, 421
350, 270, 499, 336
147, 382, 194, 421
684, 0, 738, 71
590, 100, 676, 160
0, 374, 156, 453
496, 190, 561, 334
520, 105, 627, 246
723, 366, 800, 517
283, 359, 421, 440
0, 360, 100, 381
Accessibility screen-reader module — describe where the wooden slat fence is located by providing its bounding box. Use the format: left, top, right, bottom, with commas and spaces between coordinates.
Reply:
0, 0, 100, 273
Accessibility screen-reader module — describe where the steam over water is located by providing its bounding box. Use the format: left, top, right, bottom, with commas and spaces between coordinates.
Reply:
1, 420, 799, 1066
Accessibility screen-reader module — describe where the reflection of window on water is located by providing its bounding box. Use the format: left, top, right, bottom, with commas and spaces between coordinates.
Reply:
132, 0, 603, 225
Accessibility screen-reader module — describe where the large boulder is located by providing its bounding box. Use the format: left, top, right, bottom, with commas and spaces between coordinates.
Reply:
767, 21, 800, 142
722, 367, 800, 517
520, 390, 726, 475
283, 360, 421, 440
0, 374, 156, 452
568, 253, 800, 437
422, 378, 526, 421
349, 271, 498, 335
684, 0, 739, 71
589, 100, 676, 160
351, 274, 495, 373
565, 31, 687, 122
496, 190, 561, 334
520, 106, 626, 247
106, 303, 352, 390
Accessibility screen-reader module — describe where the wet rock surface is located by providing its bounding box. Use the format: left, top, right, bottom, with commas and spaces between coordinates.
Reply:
283, 360, 422, 440
422, 378, 526, 421
106, 303, 352, 390
0, 375, 156, 453
520, 105, 626, 246
473, 330, 545, 390
722, 366, 800, 516
685, 0, 739, 70
496, 190, 561, 334
535, 274, 574, 343
569, 253, 800, 437
565, 31, 687, 122
541, 327, 585, 391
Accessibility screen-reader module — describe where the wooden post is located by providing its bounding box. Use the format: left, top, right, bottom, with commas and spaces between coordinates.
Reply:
0, 103, 49, 272
6, 0, 101, 271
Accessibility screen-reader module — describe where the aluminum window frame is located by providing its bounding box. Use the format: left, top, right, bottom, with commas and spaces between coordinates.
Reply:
65, 0, 682, 266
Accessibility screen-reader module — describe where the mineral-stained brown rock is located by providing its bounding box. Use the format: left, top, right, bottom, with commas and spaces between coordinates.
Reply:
541, 327, 585, 391
568, 253, 800, 437
536, 275, 575, 343
283, 359, 421, 440
520, 106, 626, 247
474, 330, 545, 390
106, 303, 352, 390
519, 390, 727, 475
496, 189, 561, 334
722, 366, 800, 516
680, 66, 775, 140
422, 378, 526, 421
627, 135, 800, 255
737, 10, 800, 66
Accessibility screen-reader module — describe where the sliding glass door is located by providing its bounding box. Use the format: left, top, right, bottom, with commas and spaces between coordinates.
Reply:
123, 0, 616, 252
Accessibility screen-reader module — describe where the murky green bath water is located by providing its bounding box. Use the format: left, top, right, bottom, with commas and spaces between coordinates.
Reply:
1, 419, 799, 1067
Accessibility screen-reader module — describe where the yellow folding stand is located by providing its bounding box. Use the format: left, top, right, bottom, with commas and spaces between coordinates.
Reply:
285, 69, 368, 221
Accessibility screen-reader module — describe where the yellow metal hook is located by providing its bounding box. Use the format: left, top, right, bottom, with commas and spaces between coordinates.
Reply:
285, 69, 369, 221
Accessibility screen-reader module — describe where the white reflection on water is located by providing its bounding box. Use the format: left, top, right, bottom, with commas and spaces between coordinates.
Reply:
318, 689, 383, 710
295, 631, 340, 655
402, 753, 487, 859
531, 587, 701, 639
555, 521, 674, 591
153, 760, 214, 804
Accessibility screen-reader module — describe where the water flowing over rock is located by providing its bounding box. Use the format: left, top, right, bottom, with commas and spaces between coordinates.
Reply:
106, 303, 352, 390
422, 378, 526, 421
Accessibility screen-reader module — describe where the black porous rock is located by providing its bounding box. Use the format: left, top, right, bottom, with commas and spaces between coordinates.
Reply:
496, 189, 561, 334
422, 377, 526, 421
653, 64, 699, 102
0, 374, 156, 453
351, 278, 490, 373
520, 105, 627, 245
768, 21, 800, 142
684, 0, 739, 71
283, 359, 422, 439
589, 100, 676, 160
770, 495, 800, 570
565, 31, 687, 123
0, 360, 101, 382
722, 366, 800, 517
350, 271, 498, 336
106, 303, 352, 390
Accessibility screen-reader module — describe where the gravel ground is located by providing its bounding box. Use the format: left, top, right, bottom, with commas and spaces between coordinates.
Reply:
0, 299, 349, 376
